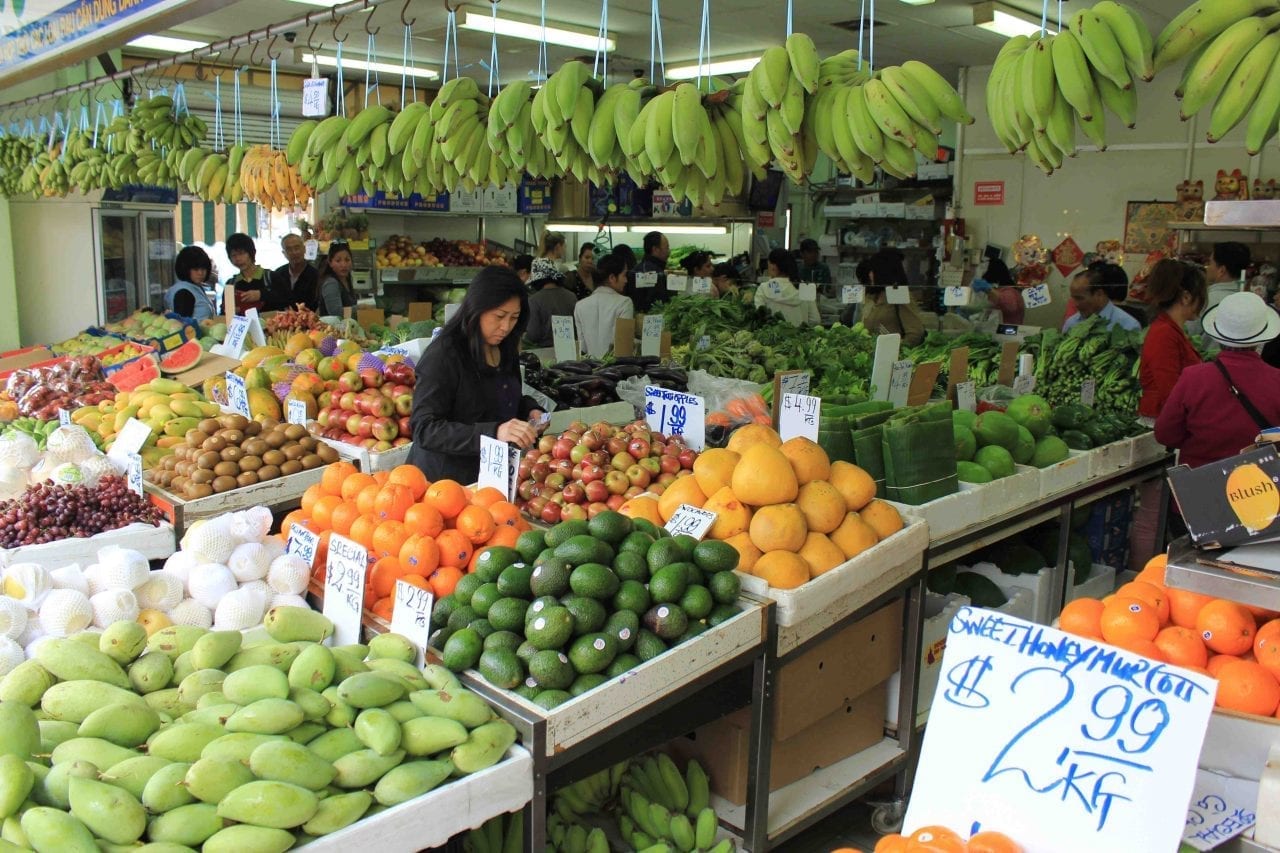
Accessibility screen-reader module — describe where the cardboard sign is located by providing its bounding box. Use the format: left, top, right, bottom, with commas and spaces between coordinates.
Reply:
443, 303, 460, 323
287, 524, 321, 568
323, 532, 368, 647
390, 580, 433, 666
1166, 445, 1280, 549
636, 271, 658, 289
108, 418, 151, 467
888, 359, 914, 407
408, 302, 434, 322
357, 307, 386, 330
908, 362, 941, 406
871, 334, 902, 402
886, 286, 911, 305
771, 371, 811, 427
641, 315, 664, 358
944, 286, 972, 307
1182, 769, 1257, 850
690, 276, 713, 295
779, 393, 820, 442
663, 504, 717, 540
947, 346, 970, 401
797, 282, 818, 302
614, 318, 636, 357
287, 399, 309, 426
842, 284, 865, 305
956, 381, 977, 413
126, 453, 143, 496
1081, 379, 1097, 408
552, 315, 578, 364
667, 273, 689, 294
304, 239, 319, 261
225, 372, 250, 418
1025, 283, 1052, 308
222, 316, 250, 357
905, 606, 1215, 853
302, 77, 330, 117
998, 341, 1020, 387
644, 386, 705, 451
478, 435, 520, 501
58, 409, 71, 427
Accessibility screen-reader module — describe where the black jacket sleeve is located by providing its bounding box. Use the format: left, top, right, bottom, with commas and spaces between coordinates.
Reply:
291, 266, 319, 311
410, 340, 499, 457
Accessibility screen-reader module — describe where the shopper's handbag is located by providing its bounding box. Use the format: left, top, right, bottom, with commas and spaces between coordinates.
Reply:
1213, 360, 1273, 431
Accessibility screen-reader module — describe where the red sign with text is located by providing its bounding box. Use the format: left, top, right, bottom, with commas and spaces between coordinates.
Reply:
974, 181, 1006, 206
756, 211, 776, 228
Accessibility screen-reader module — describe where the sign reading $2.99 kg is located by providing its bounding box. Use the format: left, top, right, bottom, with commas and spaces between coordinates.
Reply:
323, 533, 368, 647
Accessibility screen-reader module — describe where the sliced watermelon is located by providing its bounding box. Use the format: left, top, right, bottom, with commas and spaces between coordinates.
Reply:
159, 339, 203, 374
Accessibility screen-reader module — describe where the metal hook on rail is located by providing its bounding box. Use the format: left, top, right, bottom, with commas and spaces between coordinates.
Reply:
400, 0, 416, 27
250, 32, 267, 67
307, 15, 322, 52
332, 8, 351, 43
364, 1, 381, 36
268, 33, 283, 61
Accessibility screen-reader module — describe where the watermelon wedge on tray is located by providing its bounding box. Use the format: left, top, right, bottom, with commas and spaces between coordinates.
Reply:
159, 339, 202, 375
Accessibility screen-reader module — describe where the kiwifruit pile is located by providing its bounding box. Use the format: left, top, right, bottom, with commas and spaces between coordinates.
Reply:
146, 414, 341, 499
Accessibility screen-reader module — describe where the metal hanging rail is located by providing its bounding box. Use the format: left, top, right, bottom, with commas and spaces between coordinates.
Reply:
0, 0, 403, 112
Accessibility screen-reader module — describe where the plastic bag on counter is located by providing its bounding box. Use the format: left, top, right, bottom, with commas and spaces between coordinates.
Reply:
976, 384, 1018, 413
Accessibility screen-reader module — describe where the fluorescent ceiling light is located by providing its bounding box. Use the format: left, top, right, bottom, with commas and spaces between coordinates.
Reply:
127, 35, 208, 53
667, 57, 760, 80
545, 223, 625, 233
631, 225, 727, 236
898, 0, 936, 4
303, 53, 438, 79
973, 2, 1054, 38
459, 9, 614, 53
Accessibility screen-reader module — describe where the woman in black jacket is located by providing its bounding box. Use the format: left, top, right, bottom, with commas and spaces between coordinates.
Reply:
409, 267, 545, 483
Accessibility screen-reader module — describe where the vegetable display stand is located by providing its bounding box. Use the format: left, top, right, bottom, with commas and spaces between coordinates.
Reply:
303, 745, 533, 852
1036, 450, 1091, 498
0, 521, 176, 569
146, 467, 325, 539
978, 465, 1039, 519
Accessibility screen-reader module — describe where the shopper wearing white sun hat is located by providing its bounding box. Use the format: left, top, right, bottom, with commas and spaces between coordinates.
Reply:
1156, 292, 1280, 470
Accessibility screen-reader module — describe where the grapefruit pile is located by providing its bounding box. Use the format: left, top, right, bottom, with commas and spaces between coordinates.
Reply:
831, 824, 1023, 851
282, 462, 533, 619
1059, 554, 1280, 717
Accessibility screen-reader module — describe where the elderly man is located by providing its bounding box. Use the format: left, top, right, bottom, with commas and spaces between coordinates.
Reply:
271, 233, 319, 311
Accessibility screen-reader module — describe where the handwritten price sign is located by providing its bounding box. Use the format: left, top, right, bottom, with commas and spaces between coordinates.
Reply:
779, 393, 820, 442
842, 284, 865, 305
126, 453, 143, 496
223, 316, 250, 358
666, 273, 689, 294
905, 607, 1215, 853
302, 77, 330, 117
635, 271, 659, 290
664, 505, 717, 540
1183, 770, 1257, 850
478, 435, 521, 501
58, 409, 71, 427
323, 533, 368, 647
1081, 379, 1097, 408
287, 399, 309, 426
644, 386, 705, 451
551, 315, 578, 363
1025, 283, 1052, 308
287, 524, 321, 568
225, 372, 250, 418
390, 580, 433, 666
641, 315, 664, 358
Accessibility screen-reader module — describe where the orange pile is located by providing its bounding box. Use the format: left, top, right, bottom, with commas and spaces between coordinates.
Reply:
829, 824, 1023, 851
282, 461, 532, 620
1059, 553, 1280, 717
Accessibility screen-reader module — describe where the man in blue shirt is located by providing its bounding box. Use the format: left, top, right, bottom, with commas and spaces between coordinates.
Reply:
1063, 263, 1140, 332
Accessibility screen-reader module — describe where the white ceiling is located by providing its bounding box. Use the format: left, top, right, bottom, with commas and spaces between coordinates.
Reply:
129, 0, 1194, 86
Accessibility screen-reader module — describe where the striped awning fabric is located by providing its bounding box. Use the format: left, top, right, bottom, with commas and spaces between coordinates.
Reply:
177, 201, 259, 245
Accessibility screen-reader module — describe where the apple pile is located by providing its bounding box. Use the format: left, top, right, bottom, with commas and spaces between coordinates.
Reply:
313, 361, 416, 452
517, 420, 698, 525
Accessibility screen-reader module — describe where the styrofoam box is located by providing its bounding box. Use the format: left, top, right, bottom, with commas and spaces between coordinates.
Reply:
967, 561, 1055, 625
885, 591, 970, 730
319, 436, 413, 473
737, 517, 928, 654
1128, 431, 1166, 465
304, 745, 532, 851
997, 587, 1035, 622
1088, 439, 1134, 479
981, 465, 1040, 518
888, 483, 983, 541
1067, 562, 1118, 602
1038, 450, 1092, 498
0, 522, 176, 570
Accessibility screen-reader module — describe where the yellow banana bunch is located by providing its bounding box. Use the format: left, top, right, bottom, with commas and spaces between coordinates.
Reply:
239, 144, 311, 209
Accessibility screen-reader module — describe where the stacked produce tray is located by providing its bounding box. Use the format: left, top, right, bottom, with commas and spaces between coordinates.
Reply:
0, 521, 176, 569
146, 467, 325, 538
1037, 450, 1092, 498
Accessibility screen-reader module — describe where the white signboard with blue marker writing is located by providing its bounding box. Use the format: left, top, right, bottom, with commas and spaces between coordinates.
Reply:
905, 607, 1215, 853
644, 386, 705, 451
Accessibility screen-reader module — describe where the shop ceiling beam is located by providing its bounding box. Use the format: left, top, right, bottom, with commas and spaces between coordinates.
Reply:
0, 0, 399, 113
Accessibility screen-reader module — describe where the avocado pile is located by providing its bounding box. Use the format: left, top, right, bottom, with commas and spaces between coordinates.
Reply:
432, 511, 742, 709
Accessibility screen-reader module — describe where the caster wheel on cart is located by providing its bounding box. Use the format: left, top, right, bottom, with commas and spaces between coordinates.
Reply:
869, 800, 905, 836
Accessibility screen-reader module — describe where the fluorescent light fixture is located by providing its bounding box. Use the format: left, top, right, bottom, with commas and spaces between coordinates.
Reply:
630, 225, 727, 236
459, 9, 614, 53
127, 35, 208, 53
545, 223, 625, 233
898, 0, 936, 4
972, 2, 1054, 38
667, 56, 760, 81
303, 53, 438, 79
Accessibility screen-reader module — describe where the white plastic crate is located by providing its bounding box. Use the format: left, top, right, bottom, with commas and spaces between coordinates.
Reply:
1067, 562, 1118, 602
886, 590, 970, 730
1129, 432, 1165, 465
1037, 450, 1091, 498
1088, 439, 1133, 478
982, 465, 1040, 518
966, 561, 1055, 625
887, 483, 983, 541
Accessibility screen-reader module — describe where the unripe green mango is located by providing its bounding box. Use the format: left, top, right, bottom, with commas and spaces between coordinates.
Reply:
373, 759, 452, 806
189, 631, 242, 671
19, 806, 97, 853
146, 723, 225, 763
67, 775, 146, 844
35, 639, 129, 688
184, 757, 253, 804
287, 644, 336, 692
140, 762, 195, 813
146, 802, 224, 847
128, 653, 174, 695
0, 702, 39, 761
225, 698, 304, 735
300, 789, 372, 836
0, 661, 56, 706
248, 740, 336, 790
202, 824, 295, 853
216, 780, 318, 829
78, 703, 161, 747
99, 622, 148, 665
222, 665, 289, 705
400, 715, 468, 757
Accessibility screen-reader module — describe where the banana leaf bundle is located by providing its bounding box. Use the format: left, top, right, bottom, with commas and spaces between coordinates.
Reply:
881, 401, 959, 505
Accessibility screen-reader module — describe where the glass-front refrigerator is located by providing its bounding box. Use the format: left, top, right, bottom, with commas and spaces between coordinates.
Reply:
93, 207, 176, 324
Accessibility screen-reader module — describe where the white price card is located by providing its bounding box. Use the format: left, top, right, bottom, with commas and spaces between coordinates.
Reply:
779, 393, 821, 442
478, 434, 520, 501
390, 580, 433, 666
443, 303, 460, 323
641, 315, 664, 358
886, 286, 911, 305
666, 273, 689, 294
870, 334, 902, 402
551, 315, 578, 364
955, 381, 977, 414
1081, 379, 1097, 408
1182, 769, 1257, 850
888, 359, 914, 407
944, 286, 972, 307
222, 315, 250, 358
1013, 373, 1036, 395
522, 382, 557, 413
287, 523, 321, 568
663, 504, 717, 540
126, 453, 143, 496
108, 417, 152, 467
304, 239, 319, 261
1024, 283, 1052, 308
696, 335, 711, 351
323, 532, 368, 647
777, 371, 811, 399
797, 282, 818, 302
225, 371, 250, 418
690, 276, 713, 295
939, 266, 965, 288
58, 409, 71, 427
905, 606, 1215, 853
287, 399, 309, 426
644, 386, 705, 451
244, 308, 267, 347
842, 284, 865, 305
301, 77, 330, 118
635, 271, 658, 289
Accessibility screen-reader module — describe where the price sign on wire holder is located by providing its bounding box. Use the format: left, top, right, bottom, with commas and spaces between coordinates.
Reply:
955, 381, 977, 413
302, 77, 330, 118
222, 315, 250, 358
779, 393, 821, 442
641, 315, 664, 358
666, 273, 689, 294
904, 606, 1214, 853
225, 372, 250, 418
390, 580, 433, 666
842, 284, 865, 305
888, 359, 914, 407
551, 315, 578, 364
323, 533, 368, 647
287, 524, 321, 568
478, 435, 521, 501
664, 505, 717, 540
644, 385, 705, 451
58, 409, 71, 427
1081, 379, 1097, 408
690, 276, 713, 295
287, 399, 309, 426
1024, 283, 1052, 308
944, 286, 972, 307
635, 271, 658, 289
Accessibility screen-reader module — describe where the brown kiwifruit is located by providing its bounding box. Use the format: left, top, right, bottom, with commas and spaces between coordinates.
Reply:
236, 471, 260, 488
283, 424, 307, 442
299, 437, 318, 452
175, 462, 192, 478
186, 432, 203, 449
238, 455, 262, 472
219, 429, 244, 445
213, 460, 240, 478
220, 446, 244, 462
190, 469, 215, 485
199, 418, 221, 435
186, 483, 214, 499
211, 475, 238, 493
242, 438, 268, 458
256, 464, 281, 481
171, 476, 189, 492
316, 443, 340, 464
221, 414, 250, 431
194, 451, 218, 470
299, 453, 323, 470
282, 445, 305, 462
262, 449, 286, 467
202, 435, 226, 453
245, 420, 264, 436
279, 460, 303, 476
263, 431, 287, 450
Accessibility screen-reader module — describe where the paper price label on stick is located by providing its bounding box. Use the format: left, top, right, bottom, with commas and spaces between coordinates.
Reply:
1024, 283, 1051, 308
390, 580, 433, 666
842, 285, 864, 305
666, 273, 689, 294
635, 271, 658, 289
301, 77, 330, 117
886, 286, 911, 305
323, 533, 368, 647
287, 524, 320, 568
797, 282, 818, 302
551, 315, 578, 364
641, 315, 664, 358
244, 308, 267, 347
944, 286, 971, 306
225, 372, 250, 418
478, 435, 521, 501
287, 399, 309, 426
779, 393, 820, 442
904, 607, 1215, 853
108, 418, 152, 467
690, 276, 713, 295
955, 381, 977, 413
222, 316, 250, 358
1080, 379, 1097, 408
696, 335, 711, 351
58, 409, 70, 427
777, 371, 811, 400
126, 453, 143, 497
888, 360, 914, 407
664, 504, 717, 540
644, 386, 705, 451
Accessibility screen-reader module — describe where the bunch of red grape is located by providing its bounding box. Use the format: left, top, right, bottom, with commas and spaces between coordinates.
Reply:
0, 477, 164, 547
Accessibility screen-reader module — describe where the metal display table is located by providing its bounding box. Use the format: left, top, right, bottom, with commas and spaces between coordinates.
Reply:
1165, 537, 1280, 610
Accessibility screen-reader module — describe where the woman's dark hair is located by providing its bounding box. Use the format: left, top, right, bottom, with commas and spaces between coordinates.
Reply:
317, 243, 356, 303
1077, 262, 1129, 302
1146, 258, 1208, 313
982, 258, 1015, 287
611, 244, 637, 270
864, 248, 908, 296
711, 262, 737, 281
680, 251, 712, 275
513, 254, 533, 275
175, 246, 212, 284
225, 233, 256, 260
595, 254, 625, 283
578, 243, 596, 260
445, 266, 530, 371
767, 248, 798, 282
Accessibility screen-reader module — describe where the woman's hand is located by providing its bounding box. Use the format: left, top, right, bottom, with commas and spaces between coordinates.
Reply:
497, 419, 538, 448
242, 289, 262, 303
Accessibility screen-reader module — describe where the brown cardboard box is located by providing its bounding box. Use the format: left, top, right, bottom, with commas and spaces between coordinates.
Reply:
0, 346, 55, 377
167, 354, 243, 389
772, 600, 902, 739
670, 681, 889, 806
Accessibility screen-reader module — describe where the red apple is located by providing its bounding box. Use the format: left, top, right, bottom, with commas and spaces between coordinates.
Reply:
561, 482, 585, 504
337, 371, 363, 393
518, 461, 533, 480
606, 494, 627, 510
658, 455, 681, 475
606, 437, 628, 456
586, 501, 610, 519
317, 410, 331, 428
518, 480, 537, 501
371, 417, 398, 442
345, 414, 363, 436
628, 438, 651, 460
527, 495, 549, 516
623, 485, 643, 499
392, 437, 411, 447
657, 472, 677, 486
649, 483, 666, 496
545, 472, 567, 490
610, 452, 632, 471
650, 440, 667, 457
663, 442, 682, 457
358, 415, 376, 438
550, 459, 572, 479
373, 440, 394, 452
626, 465, 651, 488
561, 503, 588, 522
339, 391, 358, 411
584, 480, 609, 503
678, 449, 698, 470
581, 464, 605, 484
398, 416, 412, 437
604, 470, 630, 496
570, 444, 591, 464
580, 432, 602, 451
552, 438, 575, 460
380, 385, 395, 399
358, 367, 384, 389
361, 437, 378, 449
568, 420, 588, 434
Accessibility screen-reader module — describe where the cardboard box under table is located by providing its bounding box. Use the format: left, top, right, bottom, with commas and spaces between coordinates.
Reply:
671, 600, 902, 806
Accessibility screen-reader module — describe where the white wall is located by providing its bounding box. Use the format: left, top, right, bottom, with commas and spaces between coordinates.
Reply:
9, 195, 99, 346
957, 64, 1280, 328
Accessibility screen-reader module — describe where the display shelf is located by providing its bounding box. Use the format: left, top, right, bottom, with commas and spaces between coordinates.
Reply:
145, 467, 325, 539
316, 436, 413, 472
1038, 451, 1092, 498
1165, 537, 1280, 611
1087, 439, 1134, 479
